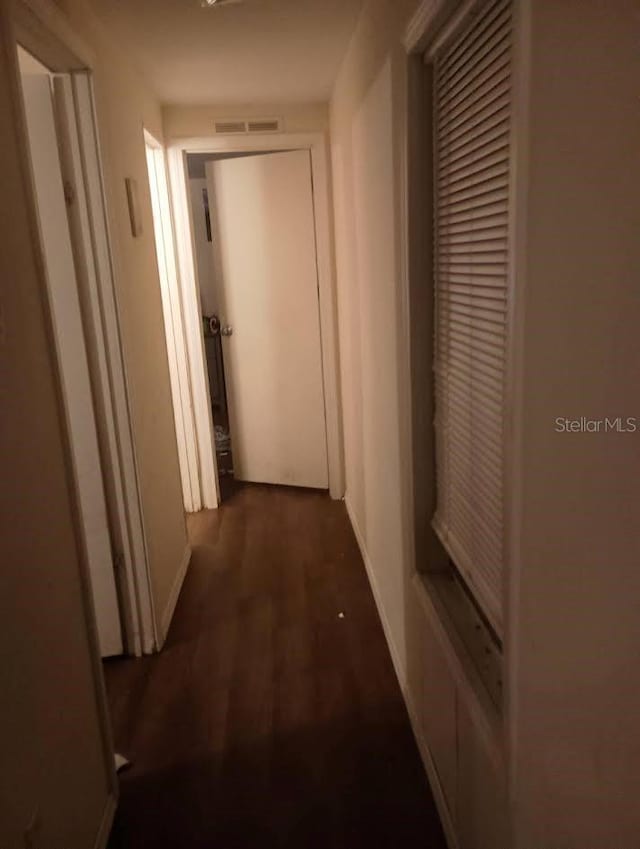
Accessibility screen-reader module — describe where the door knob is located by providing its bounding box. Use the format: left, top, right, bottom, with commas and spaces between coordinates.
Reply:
221, 325, 233, 337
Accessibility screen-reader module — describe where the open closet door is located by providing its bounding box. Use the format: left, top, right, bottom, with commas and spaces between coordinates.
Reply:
205, 149, 328, 489
20, 64, 122, 657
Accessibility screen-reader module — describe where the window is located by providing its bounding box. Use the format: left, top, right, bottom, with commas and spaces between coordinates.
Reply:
431, 0, 513, 635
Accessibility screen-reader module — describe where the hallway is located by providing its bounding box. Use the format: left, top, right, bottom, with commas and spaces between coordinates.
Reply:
105, 485, 445, 848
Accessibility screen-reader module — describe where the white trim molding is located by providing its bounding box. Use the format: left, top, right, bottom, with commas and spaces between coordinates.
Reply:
404, 0, 447, 53
72, 73, 158, 656
167, 144, 219, 510
345, 495, 406, 691
146, 132, 204, 514
7, 0, 123, 825
167, 132, 345, 501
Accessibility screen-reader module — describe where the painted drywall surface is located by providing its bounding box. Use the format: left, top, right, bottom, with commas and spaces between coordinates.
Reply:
334, 1, 640, 846
350, 56, 408, 662
51, 0, 188, 624
329, 0, 419, 679
0, 8, 109, 844
508, 1, 640, 845
163, 101, 330, 138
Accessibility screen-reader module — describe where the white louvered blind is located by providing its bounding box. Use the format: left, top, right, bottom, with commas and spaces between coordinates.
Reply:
432, 0, 513, 635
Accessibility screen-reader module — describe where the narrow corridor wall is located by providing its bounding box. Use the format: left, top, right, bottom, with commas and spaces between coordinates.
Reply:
330, 0, 418, 682
508, 2, 640, 845
0, 3, 111, 842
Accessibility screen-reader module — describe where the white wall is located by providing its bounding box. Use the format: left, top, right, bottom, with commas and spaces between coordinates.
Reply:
332, 0, 640, 847
348, 55, 408, 660
0, 7, 112, 844
508, 2, 640, 845
330, 0, 418, 682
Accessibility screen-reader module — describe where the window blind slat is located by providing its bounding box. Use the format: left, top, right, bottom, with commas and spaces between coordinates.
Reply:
441, 282, 508, 300
439, 129, 509, 175
436, 380, 504, 428
440, 168, 509, 205
447, 336, 506, 371
442, 332, 506, 367
436, 416, 504, 468
433, 0, 512, 635
438, 91, 511, 148
445, 313, 508, 342
435, 396, 504, 451
436, 1, 511, 86
441, 419, 504, 478
445, 472, 503, 528
446, 500, 503, 565
439, 152, 509, 192
439, 257, 508, 273
439, 199, 509, 226
439, 171, 509, 207
437, 45, 511, 117
439, 186, 509, 217
438, 300, 507, 327
438, 77, 511, 137
439, 108, 510, 162
436, 404, 502, 460
439, 227, 507, 246
436, 367, 504, 414
442, 323, 505, 347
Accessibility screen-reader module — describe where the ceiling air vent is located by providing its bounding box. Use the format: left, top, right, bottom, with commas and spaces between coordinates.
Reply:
214, 120, 247, 134
247, 118, 281, 133
214, 118, 282, 135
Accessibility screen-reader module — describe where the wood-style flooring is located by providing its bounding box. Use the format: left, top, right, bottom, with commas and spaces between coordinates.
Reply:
105, 484, 445, 849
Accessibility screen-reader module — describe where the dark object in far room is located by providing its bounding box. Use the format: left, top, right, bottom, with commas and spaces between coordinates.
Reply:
202, 186, 212, 241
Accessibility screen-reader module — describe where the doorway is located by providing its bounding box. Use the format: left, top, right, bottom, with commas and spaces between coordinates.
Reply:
18, 46, 123, 657
186, 154, 234, 495
15, 43, 155, 658
187, 148, 330, 498
167, 133, 344, 507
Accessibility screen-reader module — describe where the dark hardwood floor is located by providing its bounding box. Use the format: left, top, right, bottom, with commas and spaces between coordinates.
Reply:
105, 484, 446, 849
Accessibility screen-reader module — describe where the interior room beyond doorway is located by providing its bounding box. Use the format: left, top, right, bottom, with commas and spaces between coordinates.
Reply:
186, 147, 330, 502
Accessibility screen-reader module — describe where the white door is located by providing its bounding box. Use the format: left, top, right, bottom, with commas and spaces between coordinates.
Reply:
20, 62, 122, 656
206, 150, 328, 489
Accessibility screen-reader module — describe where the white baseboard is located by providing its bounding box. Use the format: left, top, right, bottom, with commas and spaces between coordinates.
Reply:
344, 496, 407, 693
343, 494, 458, 849
158, 544, 191, 648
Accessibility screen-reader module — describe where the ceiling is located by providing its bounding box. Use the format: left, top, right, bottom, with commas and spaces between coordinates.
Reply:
89, 0, 364, 105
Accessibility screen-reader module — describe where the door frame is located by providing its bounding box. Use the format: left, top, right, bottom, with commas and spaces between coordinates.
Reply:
5, 3, 119, 845
9, 0, 157, 674
145, 130, 206, 513
167, 132, 345, 502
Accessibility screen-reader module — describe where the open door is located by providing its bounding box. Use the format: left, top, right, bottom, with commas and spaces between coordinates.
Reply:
205, 149, 328, 489
19, 54, 122, 657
